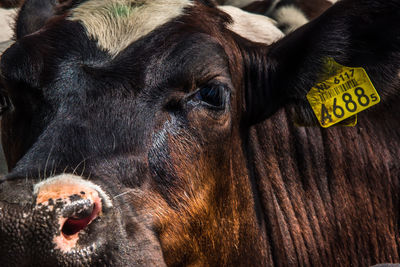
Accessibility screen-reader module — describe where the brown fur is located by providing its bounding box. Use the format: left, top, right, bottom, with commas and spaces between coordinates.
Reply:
146, 6, 270, 265
248, 102, 400, 265
0, 0, 23, 8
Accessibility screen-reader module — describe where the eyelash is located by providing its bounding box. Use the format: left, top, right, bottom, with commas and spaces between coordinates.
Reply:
193, 84, 226, 109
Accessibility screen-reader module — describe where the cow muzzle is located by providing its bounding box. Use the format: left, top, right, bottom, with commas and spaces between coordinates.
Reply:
34, 174, 112, 252
0, 174, 113, 266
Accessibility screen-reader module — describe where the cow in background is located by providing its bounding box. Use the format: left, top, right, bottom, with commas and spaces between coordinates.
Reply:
219, 0, 337, 19
218, 0, 339, 32
0, 0, 335, 37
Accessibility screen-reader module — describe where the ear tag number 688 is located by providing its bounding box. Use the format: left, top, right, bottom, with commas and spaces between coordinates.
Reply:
307, 59, 381, 128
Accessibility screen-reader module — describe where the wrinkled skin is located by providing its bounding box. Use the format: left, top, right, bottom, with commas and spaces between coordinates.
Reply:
0, 0, 400, 266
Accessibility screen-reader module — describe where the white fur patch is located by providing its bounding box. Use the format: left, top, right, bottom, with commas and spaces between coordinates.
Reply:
219, 6, 284, 44
326, 0, 338, 4
273, 5, 309, 33
69, 0, 192, 56
0, 9, 15, 42
33, 174, 113, 208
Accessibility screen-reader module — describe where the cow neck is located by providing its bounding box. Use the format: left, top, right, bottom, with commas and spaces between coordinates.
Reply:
246, 104, 400, 266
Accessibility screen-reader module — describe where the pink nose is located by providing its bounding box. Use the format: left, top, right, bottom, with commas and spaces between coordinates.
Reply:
34, 176, 103, 251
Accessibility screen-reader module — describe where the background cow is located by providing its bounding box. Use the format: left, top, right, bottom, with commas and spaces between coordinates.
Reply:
217, 0, 337, 20
0, 6, 15, 175
0, 0, 399, 266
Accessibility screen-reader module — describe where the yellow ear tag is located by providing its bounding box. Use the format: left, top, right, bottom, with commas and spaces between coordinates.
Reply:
307, 58, 380, 128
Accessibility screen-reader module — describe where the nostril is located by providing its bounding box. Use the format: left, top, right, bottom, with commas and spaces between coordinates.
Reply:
61, 200, 101, 238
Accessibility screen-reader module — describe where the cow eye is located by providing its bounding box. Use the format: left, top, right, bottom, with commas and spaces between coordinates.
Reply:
194, 84, 225, 109
0, 92, 10, 116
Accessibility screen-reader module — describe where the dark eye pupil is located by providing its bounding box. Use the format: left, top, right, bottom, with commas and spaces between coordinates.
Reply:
196, 86, 223, 107
0, 93, 10, 116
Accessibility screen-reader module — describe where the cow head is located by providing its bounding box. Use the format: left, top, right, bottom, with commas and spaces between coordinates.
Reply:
0, 0, 399, 265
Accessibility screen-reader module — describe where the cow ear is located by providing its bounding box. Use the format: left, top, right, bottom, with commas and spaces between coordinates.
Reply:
15, 0, 85, 39
242, 0, 400, 126
15, 0, 58, 39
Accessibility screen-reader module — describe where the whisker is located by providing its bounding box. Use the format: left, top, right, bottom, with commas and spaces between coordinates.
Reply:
43, 143, 55, 179
113, 190, 134, 199
72, 157, 87, 176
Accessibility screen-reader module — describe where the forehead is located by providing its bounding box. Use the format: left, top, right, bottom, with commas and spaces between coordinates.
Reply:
69, 0, 193, 56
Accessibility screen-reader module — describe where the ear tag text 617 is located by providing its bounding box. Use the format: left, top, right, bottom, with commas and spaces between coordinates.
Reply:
307, 58, 380, 128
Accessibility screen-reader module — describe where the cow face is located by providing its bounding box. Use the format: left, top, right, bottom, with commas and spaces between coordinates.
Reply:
0, 0, 399, 265
0, 0, 280, 265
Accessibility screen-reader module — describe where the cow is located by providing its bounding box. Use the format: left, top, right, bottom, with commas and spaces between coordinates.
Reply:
217, 0, 338, 22
0, 0, 399, 266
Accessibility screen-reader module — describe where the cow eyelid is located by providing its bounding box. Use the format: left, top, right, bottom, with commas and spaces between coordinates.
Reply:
0, 91, 11, 116
192, 83, 227, 110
